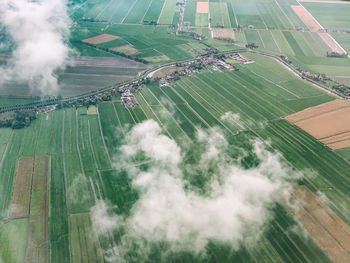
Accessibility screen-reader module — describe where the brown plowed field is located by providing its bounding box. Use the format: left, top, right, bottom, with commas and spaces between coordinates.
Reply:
10, 157, 34, 218
197, 2, 209, 13
212, 28, 235, 41
291, 5, 322, 32
24, 156, 50, 263
284, 186, 350, 263
285, 99, 350, 150
82, 34, 120, 45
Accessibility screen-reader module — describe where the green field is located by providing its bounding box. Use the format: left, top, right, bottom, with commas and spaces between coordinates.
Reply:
210, 2, 232, 28
1, 50, 348, 262
158, 0, 180, 24
335, 147, 350, 162
70, 213, 104, 263
303, 2, 350, 31
71, 22, 208, 64
0, 219, 28, 263
183, 0, 196, 26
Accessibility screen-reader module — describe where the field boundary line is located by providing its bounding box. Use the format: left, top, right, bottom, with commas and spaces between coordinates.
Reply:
294, 1, 347, 53
95, 0, 114, 20
145, 88, 199, 133
257, 30, 266, 48
75, 109, 87, 180
234, 66, 297, 112
220, 2, 225, 27
97, 105, 113, 167
214, 71, 292, 116
111, 103, 126, 136
287, 190, 350, 261
275, 120, 319, 154
170, 87, 211, 128
246, 68, 300, 99
256, 6, 268, 30
230, 1, 239, 26
87, 119, 107, 195
274, 0, 294, 28
269, 30, 282, 52
146, 88, 191, 141
138, 92, 174, 139
130, 108, 140, 123
300, 31, 316, 56
192, 74, 254, 124
280, 121, 350, 187
104, 0, 125, 26
121, 0, 138, 24
179, 80, 245, 134
266, 122, 350, 220
199, 73, 268, 121
23, 157, 35, 263
157, 0, 167, 24
181, 78, 227, 117
0, 130, 13, 170
294, 0, 324, 29
141, 0, 154, 23
273, 219, 312, 262
62, 111, 71, 215
126, 107, 137, 124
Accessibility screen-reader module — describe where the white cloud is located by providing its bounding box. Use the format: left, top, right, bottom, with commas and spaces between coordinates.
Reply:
0, 0, 71, 94
92, 119, 299, 258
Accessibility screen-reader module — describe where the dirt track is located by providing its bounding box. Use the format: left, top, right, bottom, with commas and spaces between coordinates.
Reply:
286, 100, 350, 150
284, 185, 350, 263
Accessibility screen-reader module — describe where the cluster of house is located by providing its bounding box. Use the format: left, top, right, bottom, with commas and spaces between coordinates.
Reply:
36, 105, 57, 114
66, 90, 114, 108
228, 53, 254, 64
333, 84, 350, 97
297, 68, 331, 82
209, 57, 238, 71
280, 56, 292, 64
64, 78, 147, 108
157, 54, 242, 87
6, 51, 257, 118
121, 91, 139, 107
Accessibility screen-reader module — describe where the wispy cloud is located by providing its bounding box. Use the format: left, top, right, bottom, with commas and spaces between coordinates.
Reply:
91, 118, 299, 259
0, 0, 71, 94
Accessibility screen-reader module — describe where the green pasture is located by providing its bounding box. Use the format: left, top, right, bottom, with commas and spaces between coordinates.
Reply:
303, 2, 350, 31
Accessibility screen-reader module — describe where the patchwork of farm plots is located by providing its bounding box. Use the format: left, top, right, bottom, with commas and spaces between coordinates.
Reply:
73, 0, 176, 25
181, 0, 308, 29
71, 22, 210, 65
69, 0, 350, 84
1, 53, 350, 262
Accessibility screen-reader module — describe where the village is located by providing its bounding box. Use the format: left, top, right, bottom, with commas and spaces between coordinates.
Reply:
62, 52, 254, 109
0, 51, 256, 129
